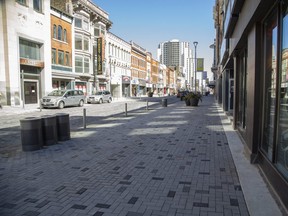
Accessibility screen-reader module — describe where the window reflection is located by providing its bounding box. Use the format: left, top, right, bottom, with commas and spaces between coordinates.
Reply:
263, 9, 277, 160
277, 8, 288, 178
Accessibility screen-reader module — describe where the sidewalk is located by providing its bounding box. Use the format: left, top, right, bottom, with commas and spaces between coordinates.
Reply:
0, 96, 282, 216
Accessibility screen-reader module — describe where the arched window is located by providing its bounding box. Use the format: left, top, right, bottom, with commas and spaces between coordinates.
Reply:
57, 25, 62, 40
63, 29, 67, 42
53, 24, 57, 38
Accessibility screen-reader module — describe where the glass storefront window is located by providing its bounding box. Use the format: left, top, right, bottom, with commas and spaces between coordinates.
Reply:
262, 9, 278, 160
276, 6, 288, 178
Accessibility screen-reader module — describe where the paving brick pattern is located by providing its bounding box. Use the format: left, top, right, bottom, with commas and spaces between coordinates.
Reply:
0, 96, 249, 216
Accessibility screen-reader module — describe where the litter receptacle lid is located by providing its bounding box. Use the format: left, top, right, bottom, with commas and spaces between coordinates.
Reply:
20, 117, 41, 122
41, 115, 55, 119
56, 113, 69, 116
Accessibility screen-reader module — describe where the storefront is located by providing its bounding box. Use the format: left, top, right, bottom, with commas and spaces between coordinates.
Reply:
19, 38, 45, 105
122, 76, 131, 97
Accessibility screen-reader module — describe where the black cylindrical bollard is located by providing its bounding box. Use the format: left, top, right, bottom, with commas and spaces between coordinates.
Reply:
125, 103, 128, 117
162, 98, 167, 107
20, 117, 43, 151
83, 108, 86, 129
41, 115, 57, 146
56, 113, 70, 141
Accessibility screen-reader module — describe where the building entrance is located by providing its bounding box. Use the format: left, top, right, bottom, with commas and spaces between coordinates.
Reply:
24, 81, 38, 104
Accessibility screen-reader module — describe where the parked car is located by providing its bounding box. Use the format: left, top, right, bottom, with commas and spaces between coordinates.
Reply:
87, 91, 112, 104
41, 89, 86, 109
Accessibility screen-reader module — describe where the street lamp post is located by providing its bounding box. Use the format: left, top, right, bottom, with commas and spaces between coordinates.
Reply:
193, 41, 198, 92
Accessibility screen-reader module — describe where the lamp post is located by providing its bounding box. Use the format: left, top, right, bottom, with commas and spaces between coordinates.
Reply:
193, 41, 198, 92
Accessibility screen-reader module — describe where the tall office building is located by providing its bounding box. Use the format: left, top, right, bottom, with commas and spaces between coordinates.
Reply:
157, 39, 193, 89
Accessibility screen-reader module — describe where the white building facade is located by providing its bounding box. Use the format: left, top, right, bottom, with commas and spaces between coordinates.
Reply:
72, 0, 112, 95
0, 0, 51, 106
106, 32, 131, 98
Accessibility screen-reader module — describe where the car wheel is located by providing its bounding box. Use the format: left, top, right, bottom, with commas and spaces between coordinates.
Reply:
99, 99, 103, 104
58, 101, 65, 109
79, 100, 84, 107
108, 98, 112, 103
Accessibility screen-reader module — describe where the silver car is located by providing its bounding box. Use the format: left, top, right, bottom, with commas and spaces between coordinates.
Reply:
87, 90, 112, 104
41, 89, 86, 109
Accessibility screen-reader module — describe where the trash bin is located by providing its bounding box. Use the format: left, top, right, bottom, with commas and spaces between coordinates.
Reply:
162, 98, 167, 107
20, 117, 43, 151
56, 113, 70, 141
41, 115, 57, 146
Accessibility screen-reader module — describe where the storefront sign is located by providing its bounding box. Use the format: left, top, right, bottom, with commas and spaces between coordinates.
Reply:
20, 58, 44, 68
97, 38, 102, 74
122, 76, 131, 84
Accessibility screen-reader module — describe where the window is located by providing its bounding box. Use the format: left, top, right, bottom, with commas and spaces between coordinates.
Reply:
51, 49, 56, 64
58, 50, 64, 65
75, 56, 83, 73
237, 48, 247, 130
75, 17, 82, 28
94, 23, 106, 36
84, 57, 89, 73
19, 38, 41, 60
75, 35, 82, 50
33, 0, 42, 12
65, 52, 70, 66
84, 37, 89, 51
276, 5, 288, 178
53, 25, 57, 38
74, 16, 89, 31
262, 8, 278, 160
83, 18, 89, 31
16, 0, 27, 5
63, 29, 67, 42
57, 26, 62, 41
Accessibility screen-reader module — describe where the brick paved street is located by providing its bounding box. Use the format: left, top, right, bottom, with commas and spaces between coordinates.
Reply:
0, 96, 281, 215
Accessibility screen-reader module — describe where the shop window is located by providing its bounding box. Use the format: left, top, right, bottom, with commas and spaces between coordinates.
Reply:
237, 48, 247, 130
262, 8, 278, 160
33, 0, 42, 13
276, 6, 288, 178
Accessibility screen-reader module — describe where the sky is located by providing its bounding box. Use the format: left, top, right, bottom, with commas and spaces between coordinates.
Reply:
93, 0, 216, 79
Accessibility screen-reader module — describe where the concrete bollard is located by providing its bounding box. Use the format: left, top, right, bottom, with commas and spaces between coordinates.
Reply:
125, 103, 127, 117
